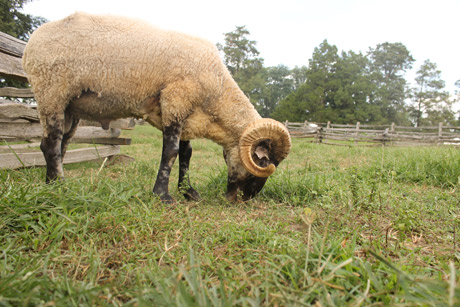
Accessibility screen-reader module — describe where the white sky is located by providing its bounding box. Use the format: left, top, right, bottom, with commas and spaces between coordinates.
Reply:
24, 0, 460, 97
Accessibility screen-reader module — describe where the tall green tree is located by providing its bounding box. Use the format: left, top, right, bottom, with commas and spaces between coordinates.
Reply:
272, 40, 376, 124
455, 80, 460, 124
270, 84, 309, 122
290, 65, 308, 89
217, 26, 264, 105
0, 0, 46, 41
367, 42, 414, 124
272, 40, 340, 122
333, 50, 379, 123
0, 0, 46, 89
255, 65, 295, 117
409, 60, 452, 126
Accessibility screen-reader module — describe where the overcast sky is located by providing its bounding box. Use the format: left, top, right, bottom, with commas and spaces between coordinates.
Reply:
24, 0, 459, 96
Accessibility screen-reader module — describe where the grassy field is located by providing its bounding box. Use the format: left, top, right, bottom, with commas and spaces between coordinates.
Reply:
1, 124, 460, 306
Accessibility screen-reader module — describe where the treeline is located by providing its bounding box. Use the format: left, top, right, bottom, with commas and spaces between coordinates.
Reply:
0, 0, 46, 89
218, 26, 460, 126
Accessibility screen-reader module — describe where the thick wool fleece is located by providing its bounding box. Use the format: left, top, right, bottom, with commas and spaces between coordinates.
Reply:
22, 12, 260, 145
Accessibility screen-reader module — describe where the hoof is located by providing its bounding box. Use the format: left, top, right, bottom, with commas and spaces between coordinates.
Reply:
45, 175, 64, 184
160, 193, 176, 204
184, 188, 201, 201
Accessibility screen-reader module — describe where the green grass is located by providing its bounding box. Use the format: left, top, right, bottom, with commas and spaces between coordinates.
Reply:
1, 125, 460, 306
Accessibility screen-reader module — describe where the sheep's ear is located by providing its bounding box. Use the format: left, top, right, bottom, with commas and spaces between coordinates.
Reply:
254, 145, 269, 160
253, 144, 271, 168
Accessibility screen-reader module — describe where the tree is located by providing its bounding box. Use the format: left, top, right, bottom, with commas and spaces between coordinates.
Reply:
455, 80, 460, 125
217, 26, 264, 107
217, 26, 263, 82
367, 42, 414, 124
272, 40, 376, 124
0, 0, 46, 89
272, 40, 339, 122
409, 60, 452, 126
255, 65, 295, 117
0, 0, 46, 41
290, 66, 308, 90
333, 50, 379, 123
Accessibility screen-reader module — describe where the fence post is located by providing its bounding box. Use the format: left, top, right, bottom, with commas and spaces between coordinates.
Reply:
318, 126, 323, 143
391, 122, 395, 133
438, 122, 443, 145
383, 128, 389, 146
354, 122, 360, 145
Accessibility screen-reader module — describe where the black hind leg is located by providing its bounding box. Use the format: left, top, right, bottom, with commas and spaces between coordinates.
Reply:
178, 140, 200, 201
40, 115, 65, 183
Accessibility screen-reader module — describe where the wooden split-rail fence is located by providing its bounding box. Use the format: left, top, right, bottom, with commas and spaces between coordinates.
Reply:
0, 31, 134, 170
285, 121, 460, 147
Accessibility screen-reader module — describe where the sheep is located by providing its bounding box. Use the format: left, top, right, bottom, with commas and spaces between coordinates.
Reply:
22, 12, 291, 203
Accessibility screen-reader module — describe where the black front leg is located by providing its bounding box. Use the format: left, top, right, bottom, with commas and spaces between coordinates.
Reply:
153, 123, 182, 203
178, 140, 200, 201
225, 172, 239, 202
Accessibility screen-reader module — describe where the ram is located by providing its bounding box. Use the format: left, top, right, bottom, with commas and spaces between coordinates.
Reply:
22, 12, 291, 203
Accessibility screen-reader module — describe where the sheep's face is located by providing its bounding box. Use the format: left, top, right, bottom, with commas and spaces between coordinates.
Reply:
223, 119, 291, 202
223, 147, 269, 201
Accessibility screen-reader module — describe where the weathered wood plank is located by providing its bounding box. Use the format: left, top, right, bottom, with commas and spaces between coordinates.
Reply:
328, 124, 354, 128
393, 131, 439, 136
0, 103, 38, 121
0, 87, 34, 98
388, 134, 439, 140
71, 137, 132, 145
321, 141, 382, 147
0, 32, 26, 58
394, 125, 439, 130
324, 128, 386, 134
0, 103, 136, 132
0, 51, 27, 81
0, 122, 121, 140
0, 136, 132, 151
0, 98, 14, 104
443, 126, 460, 131
0, 142, 40, 152
321, 135, 382, 143
0, 118, 30, 123
0, 145, 120, 169
322, 132, 384, 138
0, 121, 41, 139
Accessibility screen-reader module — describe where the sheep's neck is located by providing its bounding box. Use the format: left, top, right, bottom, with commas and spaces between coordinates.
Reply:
212, 80, 261, 146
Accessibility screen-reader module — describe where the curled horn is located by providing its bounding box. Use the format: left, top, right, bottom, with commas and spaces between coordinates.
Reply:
239, 118, 291, 177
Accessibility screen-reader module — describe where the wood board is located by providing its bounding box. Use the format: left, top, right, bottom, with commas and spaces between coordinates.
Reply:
0, 145, 120, 169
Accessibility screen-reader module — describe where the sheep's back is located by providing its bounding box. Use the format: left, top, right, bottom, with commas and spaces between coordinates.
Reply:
23, 12, 226, 105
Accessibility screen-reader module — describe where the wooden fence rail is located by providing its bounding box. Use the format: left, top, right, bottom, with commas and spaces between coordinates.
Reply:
284, 120, 460, 146
0, 102, 135, 169
0, 31, 134, 170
